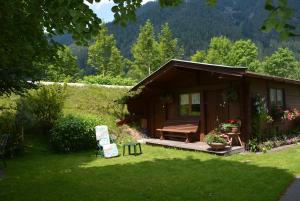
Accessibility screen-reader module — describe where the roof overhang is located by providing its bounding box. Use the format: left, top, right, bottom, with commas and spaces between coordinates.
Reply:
131, 59, 247, 91
131, 59, 300, 91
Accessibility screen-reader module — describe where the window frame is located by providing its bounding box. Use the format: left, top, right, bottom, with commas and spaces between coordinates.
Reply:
268, 88, 285, 108
179, 92, 201, 117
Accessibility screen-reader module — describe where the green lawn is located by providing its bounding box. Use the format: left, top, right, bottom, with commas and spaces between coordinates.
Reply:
1, 144, 300, 201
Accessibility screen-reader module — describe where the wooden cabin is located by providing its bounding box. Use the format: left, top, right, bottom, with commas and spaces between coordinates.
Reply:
127, 59, 300, 144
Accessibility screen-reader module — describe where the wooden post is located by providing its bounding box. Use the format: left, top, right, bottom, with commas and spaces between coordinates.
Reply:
239, 79, 251, 144
200, 89, 206, 141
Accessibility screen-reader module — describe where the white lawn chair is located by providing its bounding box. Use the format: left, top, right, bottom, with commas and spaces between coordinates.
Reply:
95, 125, 118, 158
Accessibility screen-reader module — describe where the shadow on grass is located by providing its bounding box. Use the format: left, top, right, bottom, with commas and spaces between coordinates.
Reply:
84, 158, 294, 201
0, 154, 294, 201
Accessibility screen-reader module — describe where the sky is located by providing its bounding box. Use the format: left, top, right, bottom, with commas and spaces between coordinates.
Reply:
86, 0, 154, 23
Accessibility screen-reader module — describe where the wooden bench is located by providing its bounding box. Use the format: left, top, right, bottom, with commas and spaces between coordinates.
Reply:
156, 119, 200, 143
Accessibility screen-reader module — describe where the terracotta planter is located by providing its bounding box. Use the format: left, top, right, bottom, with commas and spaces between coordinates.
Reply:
231, 126, 239, 133
208, 143, 226, 151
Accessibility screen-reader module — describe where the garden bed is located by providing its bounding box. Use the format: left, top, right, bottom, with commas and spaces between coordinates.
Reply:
247, 135, 300, 153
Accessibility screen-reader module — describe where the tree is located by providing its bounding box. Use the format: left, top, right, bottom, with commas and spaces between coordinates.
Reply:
128, 20, 160, 80
262, 47, 298, 78
226, 39, 258, 67
191, 50, 206, 62
293, 65, 300, 80
88, 25, 124, 76
157, 23, 184, 64
0, 0, 102, 95
1, 0, 297, 94
46, 46, 82, 82
248, 60, 264, 73
205, 36, 232, 65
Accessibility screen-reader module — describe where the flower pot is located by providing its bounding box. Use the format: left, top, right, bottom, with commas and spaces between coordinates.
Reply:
208, 143, 226, 151
231, 126, 239, 133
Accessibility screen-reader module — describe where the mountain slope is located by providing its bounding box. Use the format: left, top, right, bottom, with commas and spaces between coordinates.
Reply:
107, 0, 300, 59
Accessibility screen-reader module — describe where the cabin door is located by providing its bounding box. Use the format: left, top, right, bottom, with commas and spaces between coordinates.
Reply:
153, 100, 165, 138
204, 90, 228, 133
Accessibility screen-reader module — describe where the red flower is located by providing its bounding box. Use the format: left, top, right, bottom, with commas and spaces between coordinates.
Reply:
228, 119, 238, 124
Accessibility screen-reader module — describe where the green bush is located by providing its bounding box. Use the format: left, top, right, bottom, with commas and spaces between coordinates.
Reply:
50, 115, 102, 152
82, 75, 137, 86
16, 84, 66, 135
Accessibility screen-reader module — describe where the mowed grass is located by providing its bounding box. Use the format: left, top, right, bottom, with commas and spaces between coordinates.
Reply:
1, 144, 300, 201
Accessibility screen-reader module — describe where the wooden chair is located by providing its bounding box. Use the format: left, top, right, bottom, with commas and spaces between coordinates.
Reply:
0, 135, 9, 168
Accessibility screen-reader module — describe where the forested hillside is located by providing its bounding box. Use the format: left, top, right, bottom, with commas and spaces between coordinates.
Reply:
55, 0, 300, 69
108, 0, 300, 59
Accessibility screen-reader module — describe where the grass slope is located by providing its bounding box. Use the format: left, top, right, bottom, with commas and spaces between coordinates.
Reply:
63, 86, 128, 129
0, 85, 128, 130
1, 145, 300, 201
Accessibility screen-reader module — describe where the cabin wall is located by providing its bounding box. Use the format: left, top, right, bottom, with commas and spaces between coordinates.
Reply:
248, 77, 300, 134
128, 69, 245, 141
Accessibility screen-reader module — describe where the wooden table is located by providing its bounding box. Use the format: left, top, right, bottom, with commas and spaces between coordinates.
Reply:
227, 132, 242, 147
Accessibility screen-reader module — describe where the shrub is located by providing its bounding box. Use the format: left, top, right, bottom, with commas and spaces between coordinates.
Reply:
82, 75, 137, 86
50, 115, 102, 152
16, 84, 66, 135
0, 110, 23, 157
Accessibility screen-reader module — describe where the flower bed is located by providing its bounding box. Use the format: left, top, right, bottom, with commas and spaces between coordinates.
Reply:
247, 134, 300, 153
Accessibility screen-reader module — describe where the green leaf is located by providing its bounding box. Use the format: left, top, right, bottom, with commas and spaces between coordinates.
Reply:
264, 0, 274, 11
111, 5, 119, 12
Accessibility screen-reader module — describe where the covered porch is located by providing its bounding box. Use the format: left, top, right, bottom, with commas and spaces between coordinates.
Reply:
143, 138, 244, 156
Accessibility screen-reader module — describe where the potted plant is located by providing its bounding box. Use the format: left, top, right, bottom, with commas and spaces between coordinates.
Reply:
220, 119, 241, 133
227, 119, 241, 133
205, 130, 228, 151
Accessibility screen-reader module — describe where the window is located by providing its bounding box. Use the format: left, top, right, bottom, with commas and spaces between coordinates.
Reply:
269, 88, 284, 107
179, 93, 200, 116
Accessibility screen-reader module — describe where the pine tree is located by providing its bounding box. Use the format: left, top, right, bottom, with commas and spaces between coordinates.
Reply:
88, 25, 124, 76
157, 23, 184, 65
128, 20, 160, 80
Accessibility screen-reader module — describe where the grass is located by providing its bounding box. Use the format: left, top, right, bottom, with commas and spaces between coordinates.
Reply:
64, 86, 127, 116
1, 143, 300, 201
63, 85, 128, 130
0, 85, 128, 130
1, 85, 300, 200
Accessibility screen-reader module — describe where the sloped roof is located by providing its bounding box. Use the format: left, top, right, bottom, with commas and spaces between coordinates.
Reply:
131, 59, 300, 90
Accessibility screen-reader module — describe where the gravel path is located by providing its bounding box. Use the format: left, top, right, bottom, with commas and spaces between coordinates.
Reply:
279, 175, 300, 201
